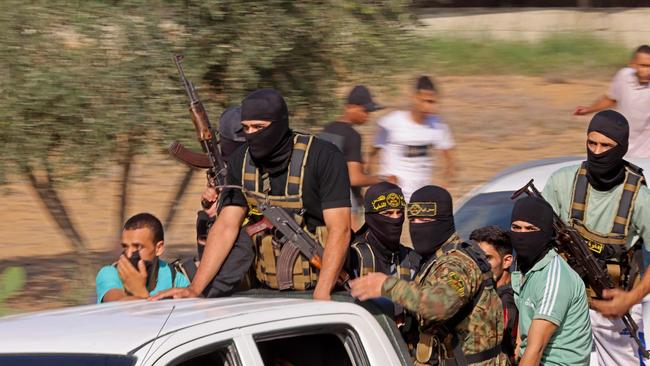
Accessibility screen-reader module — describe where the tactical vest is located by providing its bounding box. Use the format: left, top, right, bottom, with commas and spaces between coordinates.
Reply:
349, 235, 421, 281
569, 162, 645, 288
242, 133, 324, 291
414, 235, 501, 366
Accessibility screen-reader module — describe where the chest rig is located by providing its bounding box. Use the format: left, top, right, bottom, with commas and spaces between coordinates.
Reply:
350, 234, 421, 281
414, 235, 499, 366
242, 133, 323, 290
569, 162, 645, 288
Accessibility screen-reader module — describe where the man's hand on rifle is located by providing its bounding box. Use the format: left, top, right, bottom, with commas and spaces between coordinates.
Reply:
149, 286, 201, 301
591, 288, 638, 318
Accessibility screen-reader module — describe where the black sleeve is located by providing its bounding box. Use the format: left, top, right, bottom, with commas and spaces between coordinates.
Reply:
220, 147, 248, 208
343, 130, 363, 163
315, 142, 351, 210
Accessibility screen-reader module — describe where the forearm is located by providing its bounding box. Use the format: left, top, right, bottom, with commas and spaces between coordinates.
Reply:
519, 348, 543, 366
382, 278, 461, 321
584, 95, 617, 114
315, 226, 350, 295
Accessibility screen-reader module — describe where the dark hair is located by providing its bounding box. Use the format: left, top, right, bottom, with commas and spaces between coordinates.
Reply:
124, 213, 164, 243
470, 225, 512, 256
415, 75, 436, 92
635, 45, 650, 55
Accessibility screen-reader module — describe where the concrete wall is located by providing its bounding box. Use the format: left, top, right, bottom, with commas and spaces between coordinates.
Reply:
417, 8, 650, 47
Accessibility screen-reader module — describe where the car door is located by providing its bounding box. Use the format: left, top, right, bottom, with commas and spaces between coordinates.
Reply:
242, 313, 405, 366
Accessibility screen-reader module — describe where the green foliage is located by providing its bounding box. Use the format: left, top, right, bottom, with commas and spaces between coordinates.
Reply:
401, 33, 630, 76
0, 0, 411, 186
0, 266, 26, 315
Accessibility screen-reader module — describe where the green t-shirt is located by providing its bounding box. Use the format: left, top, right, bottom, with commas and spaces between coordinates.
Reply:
512, 249, 592, 366
542, 164, 650, 250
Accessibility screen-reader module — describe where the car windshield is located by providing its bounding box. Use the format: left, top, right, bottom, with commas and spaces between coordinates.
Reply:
0, 354, 136, 366
455, 191, 518, 240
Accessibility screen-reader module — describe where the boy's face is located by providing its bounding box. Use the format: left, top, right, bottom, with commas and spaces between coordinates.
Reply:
121, 227, 163, 262
413, 89, 438, 116
478, 241, 512, 283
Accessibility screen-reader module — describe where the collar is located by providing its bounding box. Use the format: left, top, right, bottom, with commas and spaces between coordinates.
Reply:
512, 249, 558, 290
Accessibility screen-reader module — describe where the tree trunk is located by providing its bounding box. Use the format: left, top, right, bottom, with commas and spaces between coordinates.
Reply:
164, 166, 197, 231
21, 165, 87, 252
116, 136, 137, 240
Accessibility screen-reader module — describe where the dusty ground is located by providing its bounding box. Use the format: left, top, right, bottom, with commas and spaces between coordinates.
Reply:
0, 74, 608, 313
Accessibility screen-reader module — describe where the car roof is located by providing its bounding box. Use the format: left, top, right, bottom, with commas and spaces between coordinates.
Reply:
460, 156, 650, 202
0, 297, 368, 355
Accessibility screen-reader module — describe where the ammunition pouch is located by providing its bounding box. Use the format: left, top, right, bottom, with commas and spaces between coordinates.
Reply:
350, 237, 420, 280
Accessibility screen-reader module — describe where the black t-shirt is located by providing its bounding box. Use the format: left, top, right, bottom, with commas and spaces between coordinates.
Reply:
220, 135, 351, 230
497, 284, 518, 360
322, 121, 363, 163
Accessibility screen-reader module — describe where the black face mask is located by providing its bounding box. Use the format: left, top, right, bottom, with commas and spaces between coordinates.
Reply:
365, 213, 403, 253
241, 89, 293, 175
509, 231, 552, 274
410, 218, 455, 258
586, 145, 627, 191
245, 127, 293, 174
510, 197, 555, 273
407, 185, 455, 259
585, 110, 630, 191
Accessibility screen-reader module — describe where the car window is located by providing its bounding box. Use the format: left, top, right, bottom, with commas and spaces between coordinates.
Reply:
255, 325, 367, 366
170, 342, 240, 366
455, 191, 518, 240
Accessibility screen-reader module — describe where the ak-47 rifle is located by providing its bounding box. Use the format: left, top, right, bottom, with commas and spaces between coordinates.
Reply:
512, 179, 649, 359
243, 192, 351, 291
169, 55, 227, 208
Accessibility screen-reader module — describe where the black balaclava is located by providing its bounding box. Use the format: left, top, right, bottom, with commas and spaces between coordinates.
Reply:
407, 186, 455, 259
586, 110, 629, 191
218, 106, 246, 161
509, 197, 555, 273
363, 182, 406, 253
241, 89, 293, 174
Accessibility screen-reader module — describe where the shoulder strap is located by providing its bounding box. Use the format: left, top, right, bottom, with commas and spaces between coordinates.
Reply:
570, 162, 589, 222
170, 262, 177, 286
286, 134, 313, 196
351, 241, 376, 277
612, 167, 645, 235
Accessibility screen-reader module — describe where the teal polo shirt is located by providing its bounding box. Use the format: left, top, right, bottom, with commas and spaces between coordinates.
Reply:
95, 259, 190, 303
512, 249, 592, 366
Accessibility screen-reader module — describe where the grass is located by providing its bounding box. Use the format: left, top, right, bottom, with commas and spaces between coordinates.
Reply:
399, 33, 631, 77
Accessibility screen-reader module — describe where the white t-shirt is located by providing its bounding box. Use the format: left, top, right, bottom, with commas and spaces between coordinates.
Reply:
374, 110, 454, 200
607, 67, 650, 158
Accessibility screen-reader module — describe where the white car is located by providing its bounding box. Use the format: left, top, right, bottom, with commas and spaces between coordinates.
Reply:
455, 156, 650, 239
0, 294, 413, 366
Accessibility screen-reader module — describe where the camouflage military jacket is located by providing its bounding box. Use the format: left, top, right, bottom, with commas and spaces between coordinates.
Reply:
382, 241, 507, 366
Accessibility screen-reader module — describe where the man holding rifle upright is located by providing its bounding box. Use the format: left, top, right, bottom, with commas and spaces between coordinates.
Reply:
155, 88, 351, 301
542, 110, 650, 365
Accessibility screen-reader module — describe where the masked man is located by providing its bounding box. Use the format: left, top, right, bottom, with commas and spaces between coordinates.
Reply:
509, 197, 592, 366
350, 186, 506, 365
543, 110, 650, 365
154, 89, 351, 301
347, 182, 420, 280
